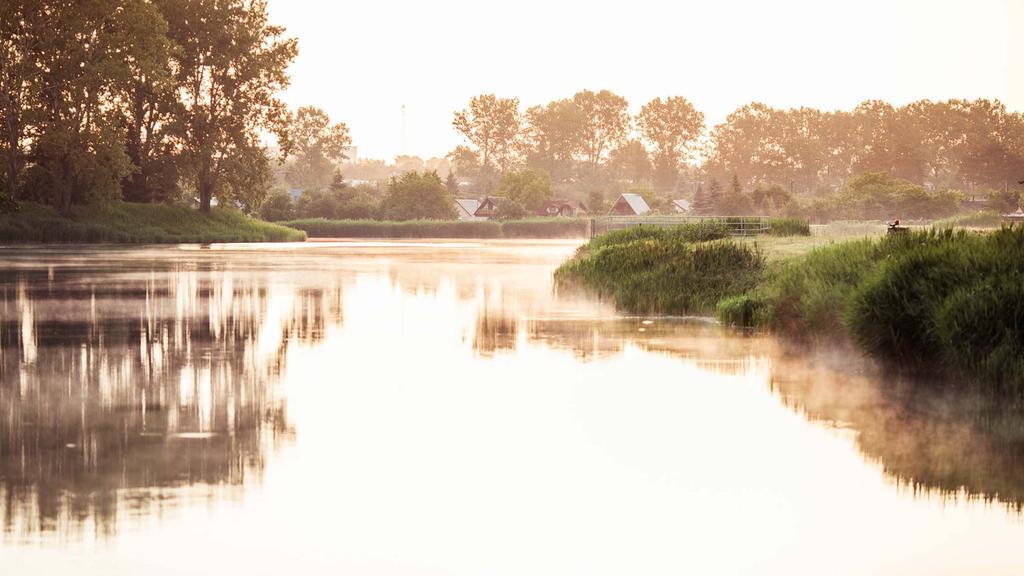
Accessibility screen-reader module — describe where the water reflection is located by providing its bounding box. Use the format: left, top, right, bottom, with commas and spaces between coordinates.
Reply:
0, 242, 1022, 574
0, 262, 343, 539
770, 349, 1024, 511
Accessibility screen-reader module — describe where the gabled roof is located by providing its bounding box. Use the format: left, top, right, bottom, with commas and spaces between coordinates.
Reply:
454, 198, 481, 216
618, 193, 650, 215
672, 199, 691, 212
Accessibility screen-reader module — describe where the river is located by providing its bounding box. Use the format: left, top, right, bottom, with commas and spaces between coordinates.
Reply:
1, 240, 1022, 575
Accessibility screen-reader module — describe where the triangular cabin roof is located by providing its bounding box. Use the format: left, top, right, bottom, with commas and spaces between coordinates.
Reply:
609, 193, 650, 216
473, 196, 507, 217
672, 199, 692, 213
454, 198, 481, 218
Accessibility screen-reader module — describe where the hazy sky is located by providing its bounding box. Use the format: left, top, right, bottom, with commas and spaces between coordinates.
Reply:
267, 0, 1023, 161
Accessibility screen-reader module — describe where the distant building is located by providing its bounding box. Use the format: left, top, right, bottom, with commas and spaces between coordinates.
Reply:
454, 198, 483, 221
474, 196, 506, 219
608, 193, 650, 216
537, 199, 588, 217
672, 199, 692, 214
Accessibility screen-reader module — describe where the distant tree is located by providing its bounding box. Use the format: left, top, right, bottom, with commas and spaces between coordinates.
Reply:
445, 171, 460, 195
447, 145, 481, 179
572, 89, 630, 172
691, 184, 711, 214
637, 96, 704, 191
707, 178, 722, 214
524, 99, 584, 182
608, 139, 652, 185
283, 106, 351, 191
717, 174, 754, 215
378, 171, 456, 220
750, 182, 795, 215
260, 189, 295, 221
162, 0, 297, 212
452, 94, 522, 173
496, 168, 553, 213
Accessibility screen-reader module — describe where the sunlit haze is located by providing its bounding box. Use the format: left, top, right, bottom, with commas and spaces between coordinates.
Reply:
268, 0, 1023, 160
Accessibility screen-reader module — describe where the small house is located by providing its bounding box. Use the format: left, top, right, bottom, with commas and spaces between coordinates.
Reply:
672, 199, 692, 214
474, 196, 506, 219
537, 199, 588, 217
608, 193, 650, 216
454, 198, 483, 221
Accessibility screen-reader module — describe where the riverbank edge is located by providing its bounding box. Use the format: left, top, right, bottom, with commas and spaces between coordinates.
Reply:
555, 225, 1024, 393
0, 202, 306, 244
280, 217, 590, 239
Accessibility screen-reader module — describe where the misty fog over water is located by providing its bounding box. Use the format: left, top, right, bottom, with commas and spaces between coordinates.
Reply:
1, 241, 1023, 575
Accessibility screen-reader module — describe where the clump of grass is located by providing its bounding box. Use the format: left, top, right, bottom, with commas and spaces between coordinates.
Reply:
0, 201, 305, 243
585, 220, 732, 251
555, 223, 764, 315
281, 217, 589, 239
769, 217, 811, 236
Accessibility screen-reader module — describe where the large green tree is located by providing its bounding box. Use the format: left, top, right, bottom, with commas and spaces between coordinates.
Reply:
282, 105, 351, 191
378, 171, 456, 220
162, 0, 296, 212
637, 96, 704, 191
572, 89, 630, 172
452, 94, 522, 174
524, 99, 583, 182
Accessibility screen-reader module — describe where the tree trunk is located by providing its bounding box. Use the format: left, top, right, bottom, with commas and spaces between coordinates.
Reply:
198, 175, 213, 212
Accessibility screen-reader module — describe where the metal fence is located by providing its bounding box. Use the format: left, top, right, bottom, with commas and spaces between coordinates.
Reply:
589, 216, 772, 238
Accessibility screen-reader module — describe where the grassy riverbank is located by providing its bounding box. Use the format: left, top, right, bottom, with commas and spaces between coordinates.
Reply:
282, 217, 589, 239
0, 202, 306, 243
556, 222, 1024, 392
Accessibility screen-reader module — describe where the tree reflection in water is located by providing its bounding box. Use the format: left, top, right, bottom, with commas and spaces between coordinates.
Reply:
0, 263, 342, 539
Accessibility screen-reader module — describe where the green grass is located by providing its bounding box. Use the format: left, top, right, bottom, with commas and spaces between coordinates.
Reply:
281, 217, 589, 239
769, 217, 811, 236
935, 210, 1005, 228
719, 226, 1024, 393
554, 222, 764, 315
0, 201, 305, 243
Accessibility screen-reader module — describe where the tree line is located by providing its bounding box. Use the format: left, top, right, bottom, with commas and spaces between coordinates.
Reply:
449, 92, 1024, 211
0, 0, 338, 214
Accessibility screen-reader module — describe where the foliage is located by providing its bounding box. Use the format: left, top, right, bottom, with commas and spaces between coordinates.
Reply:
715, 227, 1024, 393
162, 0, 297, 212
452, 94, 522, 173
0, 201, 304, 243
497, 168, 553, 213
768, 217, 811, 236
555, 230, 765, 315
935, 210, 1005, 228
377, 171, 457, 221
282, 106, 351, 191
637, 96, 704, 190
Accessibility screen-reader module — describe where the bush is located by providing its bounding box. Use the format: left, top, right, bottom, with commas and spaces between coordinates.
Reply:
769, 217, 810, 236
555, 229, 765, 315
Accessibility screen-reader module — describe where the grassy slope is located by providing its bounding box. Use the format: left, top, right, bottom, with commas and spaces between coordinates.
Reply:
0, 202, 306, 243
557, 221, 1024, 392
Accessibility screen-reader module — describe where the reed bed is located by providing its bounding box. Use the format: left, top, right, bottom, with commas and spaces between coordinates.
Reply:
0, 202, 305, 243
282, 217, 589, 239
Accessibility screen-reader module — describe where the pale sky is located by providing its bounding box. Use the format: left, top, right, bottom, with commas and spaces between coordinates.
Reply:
267, 0, 1023, 161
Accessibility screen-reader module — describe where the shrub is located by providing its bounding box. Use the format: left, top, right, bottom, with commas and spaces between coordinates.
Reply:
555, 233, 765, 315
769, 217, 811, 236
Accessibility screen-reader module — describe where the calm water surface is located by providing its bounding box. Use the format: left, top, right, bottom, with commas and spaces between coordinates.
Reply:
1, 240, 1023, 575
